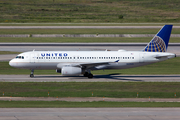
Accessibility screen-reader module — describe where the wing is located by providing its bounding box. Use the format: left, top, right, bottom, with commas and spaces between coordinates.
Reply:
73, 62, 109, 69
73, 60, 119, 69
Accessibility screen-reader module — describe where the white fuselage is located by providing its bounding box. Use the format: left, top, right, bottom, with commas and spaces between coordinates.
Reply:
9, 50, 175, 71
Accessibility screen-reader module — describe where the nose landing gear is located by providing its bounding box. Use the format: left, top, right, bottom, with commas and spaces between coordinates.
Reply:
30, 69, 34, 78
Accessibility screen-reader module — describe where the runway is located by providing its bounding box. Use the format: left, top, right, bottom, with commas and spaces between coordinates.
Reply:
0, 108, 180, 120
1, 75, 180, 82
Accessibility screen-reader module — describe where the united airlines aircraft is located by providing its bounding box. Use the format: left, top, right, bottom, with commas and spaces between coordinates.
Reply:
9, 25, 176, 78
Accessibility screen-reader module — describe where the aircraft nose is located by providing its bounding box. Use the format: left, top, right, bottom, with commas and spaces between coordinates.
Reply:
9, 60, 13, 67
9, 59, 16, 67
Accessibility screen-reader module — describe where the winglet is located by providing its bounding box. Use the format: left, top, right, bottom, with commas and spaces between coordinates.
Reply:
143, 25, 173, 52
115, 60, 119, 62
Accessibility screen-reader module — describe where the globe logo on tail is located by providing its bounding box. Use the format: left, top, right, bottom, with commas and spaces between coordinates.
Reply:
143, 36, 166, 52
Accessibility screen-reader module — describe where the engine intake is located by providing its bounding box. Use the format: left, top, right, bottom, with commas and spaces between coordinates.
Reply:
56, 69, 61, 73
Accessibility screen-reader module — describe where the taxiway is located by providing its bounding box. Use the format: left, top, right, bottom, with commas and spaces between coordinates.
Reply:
0, 75, 180, 82
0, 108, 180, 120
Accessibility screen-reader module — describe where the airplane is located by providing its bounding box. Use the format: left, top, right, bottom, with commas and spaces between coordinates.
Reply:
9, 25, 176, 78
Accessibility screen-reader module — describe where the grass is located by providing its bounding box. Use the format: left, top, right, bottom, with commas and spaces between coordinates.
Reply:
0, 28, 180, 34
1, 57, 180, 75
1, 28, 180, 34
1, 0, 180, 23
0, 82, 179, 98
1, 23, 180, 26
0, 51, 20, 55
0, 37, 180, 43
0, 101, 180, 108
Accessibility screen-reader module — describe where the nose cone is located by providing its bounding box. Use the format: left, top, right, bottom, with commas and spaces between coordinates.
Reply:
9, 59, 17, 68
9, 59, 14, 67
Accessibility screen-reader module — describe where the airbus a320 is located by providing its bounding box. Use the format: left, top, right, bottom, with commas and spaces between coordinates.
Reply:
9, 25, 176, 78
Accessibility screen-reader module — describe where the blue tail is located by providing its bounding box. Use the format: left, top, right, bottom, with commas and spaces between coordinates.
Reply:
143, 25, 173, 52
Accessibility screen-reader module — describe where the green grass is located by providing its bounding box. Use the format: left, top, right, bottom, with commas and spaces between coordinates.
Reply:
1, 23, 180, 26
1, 28, 180, 34
0, 51, 20, 55
1, 0, 180, 23
0, 28, 180, 34
1, 57, 180, 75
0, 82, 179, 98
0, 37, 180, 43
0, 101, 180, 108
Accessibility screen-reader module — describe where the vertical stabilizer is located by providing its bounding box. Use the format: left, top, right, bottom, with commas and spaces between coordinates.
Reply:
143, 25, 173, 52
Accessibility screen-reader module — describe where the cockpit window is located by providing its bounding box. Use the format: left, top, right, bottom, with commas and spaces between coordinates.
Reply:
16, 56, 24, 59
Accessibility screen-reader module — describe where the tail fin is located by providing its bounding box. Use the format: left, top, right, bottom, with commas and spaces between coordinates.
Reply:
143, 25, 173, 52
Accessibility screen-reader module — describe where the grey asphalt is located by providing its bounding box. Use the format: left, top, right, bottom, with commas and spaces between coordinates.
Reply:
1, 43, 180, 46
0, 108, 180, 120
1, 75, 180, 82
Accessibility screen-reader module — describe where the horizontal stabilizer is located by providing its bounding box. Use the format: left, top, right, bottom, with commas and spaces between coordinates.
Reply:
155, 53, 176, 59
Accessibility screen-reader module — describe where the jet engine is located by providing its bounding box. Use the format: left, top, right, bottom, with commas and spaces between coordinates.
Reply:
56, 69, 61, 73
61, 66, 82, 75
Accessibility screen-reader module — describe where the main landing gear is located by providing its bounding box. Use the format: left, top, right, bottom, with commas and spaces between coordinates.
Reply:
30, 69, 34, 78
84, 71, 93, 79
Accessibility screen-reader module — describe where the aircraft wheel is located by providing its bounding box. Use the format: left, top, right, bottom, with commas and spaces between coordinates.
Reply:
30, 74, 34, 78
88, 73, 93, 79
84, 72, 89, 77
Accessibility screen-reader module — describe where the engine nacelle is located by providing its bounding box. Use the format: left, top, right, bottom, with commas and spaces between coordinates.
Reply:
61, 66, 82, 75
